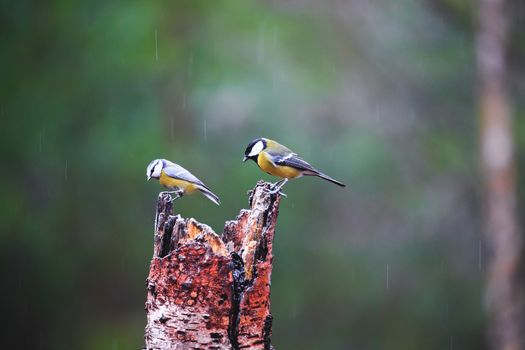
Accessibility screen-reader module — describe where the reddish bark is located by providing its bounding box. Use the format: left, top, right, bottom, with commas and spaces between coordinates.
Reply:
144, 181, 280, 350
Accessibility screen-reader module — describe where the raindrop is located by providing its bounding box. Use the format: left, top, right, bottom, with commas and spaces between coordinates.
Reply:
171, 115, 175, 141
449, 335, 453, 350
39, 129, 45, 152
64, 160, 68, 180
203, 120, 207, 142
386, 263, 389, 289
188, 52, 194, 78
478, 239, 482, 271
272, 25, 277, 50
374, 103, 381, 123
257, 22, 266, 63
182, 93, 187, 110
155, 29, 159, 61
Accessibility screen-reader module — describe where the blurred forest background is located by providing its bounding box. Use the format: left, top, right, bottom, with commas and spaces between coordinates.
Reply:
1, 0, 524, 349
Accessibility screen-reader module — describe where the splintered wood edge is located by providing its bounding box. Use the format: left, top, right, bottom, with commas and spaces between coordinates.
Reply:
174, 217, 228, 257
156, 181, 278, 260
242, 182, 279, 281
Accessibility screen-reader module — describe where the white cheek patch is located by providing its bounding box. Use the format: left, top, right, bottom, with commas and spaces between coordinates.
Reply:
147, 160, 157, 177
248, 141, 264, 157
153, 161, 163, 177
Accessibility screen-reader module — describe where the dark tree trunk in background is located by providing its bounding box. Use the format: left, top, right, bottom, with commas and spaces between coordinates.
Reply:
144, 181, 279, 350
477, 0, 524, 349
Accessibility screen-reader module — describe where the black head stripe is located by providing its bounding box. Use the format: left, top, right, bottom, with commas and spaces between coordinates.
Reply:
153, 160, 161, 173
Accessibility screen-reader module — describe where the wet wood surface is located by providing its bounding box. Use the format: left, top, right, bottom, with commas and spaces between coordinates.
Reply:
144, 181, 280, 350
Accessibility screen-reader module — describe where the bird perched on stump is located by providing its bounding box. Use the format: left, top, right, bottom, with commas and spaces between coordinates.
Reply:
243, 137, 346, 193
146, 159, 220, 205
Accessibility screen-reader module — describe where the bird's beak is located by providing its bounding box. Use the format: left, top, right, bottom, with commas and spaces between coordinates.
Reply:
243, 156, 248, 162
147, 175, 151, 181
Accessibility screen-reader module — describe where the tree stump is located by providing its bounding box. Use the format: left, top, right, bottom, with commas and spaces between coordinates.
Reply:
144, 181, 280, 350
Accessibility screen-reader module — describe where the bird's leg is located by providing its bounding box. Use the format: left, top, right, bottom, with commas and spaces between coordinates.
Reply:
267, 178, 288, 196
169, 190, 185, 202
270, 178, 286, 190
160, 190, 177, 196
159, 190, 184, 202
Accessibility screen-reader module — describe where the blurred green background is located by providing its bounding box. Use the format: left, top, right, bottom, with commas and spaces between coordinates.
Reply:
1, 0, 524, 349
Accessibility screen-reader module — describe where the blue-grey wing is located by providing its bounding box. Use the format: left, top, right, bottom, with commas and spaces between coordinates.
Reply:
162, 164, 207, 188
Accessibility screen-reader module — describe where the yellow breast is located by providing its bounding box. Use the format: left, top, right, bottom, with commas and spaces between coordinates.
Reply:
257, 151, 301, 179
159, 171, 198, 194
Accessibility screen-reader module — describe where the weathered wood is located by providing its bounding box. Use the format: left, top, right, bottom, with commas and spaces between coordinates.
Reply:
144, 181, 280, 350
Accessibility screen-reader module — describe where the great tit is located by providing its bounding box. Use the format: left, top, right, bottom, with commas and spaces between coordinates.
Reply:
243, 137, 346, 192
146, 159, 220, 205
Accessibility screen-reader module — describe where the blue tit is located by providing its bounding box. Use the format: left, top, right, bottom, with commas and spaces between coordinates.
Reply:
146, 159, 220, 205
243, 137, 346, 193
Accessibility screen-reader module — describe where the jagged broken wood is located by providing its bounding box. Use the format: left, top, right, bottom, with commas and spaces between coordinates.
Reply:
144, 181, 280, 350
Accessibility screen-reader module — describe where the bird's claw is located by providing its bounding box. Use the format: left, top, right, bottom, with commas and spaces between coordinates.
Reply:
263, 187, 287, 198
171, 191, 184, 202
265, 179, 288, 197
160, 191, 183, 202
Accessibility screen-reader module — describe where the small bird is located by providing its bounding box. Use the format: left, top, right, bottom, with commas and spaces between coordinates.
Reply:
243, 137, 346, 193
146, 159, 220, 205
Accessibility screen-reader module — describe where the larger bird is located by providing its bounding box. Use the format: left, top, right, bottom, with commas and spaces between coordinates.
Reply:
146, 159, 220, 205
243, 137, 346, 193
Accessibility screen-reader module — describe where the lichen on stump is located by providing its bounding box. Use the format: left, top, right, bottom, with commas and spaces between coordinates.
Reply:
144, 181, 280, 350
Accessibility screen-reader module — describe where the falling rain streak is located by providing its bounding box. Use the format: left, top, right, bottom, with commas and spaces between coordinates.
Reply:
272, 25, 277, 50
188, 53, 194, 78
203, 120, 207, 141
257, 23, 265, 63
386, 264, 389, 289
155, 29, 158, 61
171, 115, 175, 141
271, 26, 278, 89
39, 129, 45, 152
478, 239, 482, 271
64, 160, 68, 180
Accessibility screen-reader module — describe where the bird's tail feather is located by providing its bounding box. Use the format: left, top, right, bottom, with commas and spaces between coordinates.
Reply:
198, 187, 221, 205
315, 172, 346, 187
